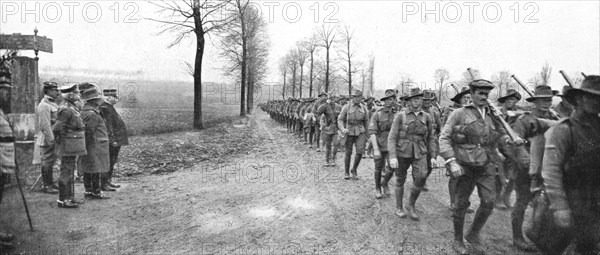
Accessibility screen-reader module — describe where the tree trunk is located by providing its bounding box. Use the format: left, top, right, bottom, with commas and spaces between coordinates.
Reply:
309, 52, 314, 97
292, 66, 297, 98
325, 47, 330, 93
299, 64, 304, 98
193, 6, 204, 130
282, 72, 286, 99
348, 60, 352, 96
247, 70, 253, 114
239, 8, 247, 117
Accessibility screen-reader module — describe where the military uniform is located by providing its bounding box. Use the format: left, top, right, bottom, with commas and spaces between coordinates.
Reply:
317, 99, 342, 166
53, 84, 86, 208
439, 79, 513, 254
542, 78, 600, 254
338, 91, 369, 179
0, 86, 16, 246
422, 90, 442, 190
384, 88, 436, 220
100, 89, 129, 190
35, 82, 60, 193
368, 92, 397, 198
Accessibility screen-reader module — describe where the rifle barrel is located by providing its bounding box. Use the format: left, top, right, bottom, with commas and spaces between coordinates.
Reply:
559, 70, 574, 87
511, 74, 534, 97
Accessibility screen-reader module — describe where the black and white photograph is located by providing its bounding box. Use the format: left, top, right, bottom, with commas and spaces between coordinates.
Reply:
0, 0, 599, 254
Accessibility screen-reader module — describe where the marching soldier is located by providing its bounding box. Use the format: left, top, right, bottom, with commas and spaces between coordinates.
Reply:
422, 90, 442, 191
555, 86, 574, 118
317, 94, 342, 166
338, 90, 369, 180
53, 84, 87, 208
35, 81, 60, 194
439, 79, 524, 254
368, 90, 397, 199
100, 89, 129, 191
542, 75, 600, 254
444, 87, 472, 212
313, 92, 329, 152
0, 73, 15, 247
383, 88, 437, 220
510, 85, 559, 251
495, 89, 523, 209
80, 84, 111, 199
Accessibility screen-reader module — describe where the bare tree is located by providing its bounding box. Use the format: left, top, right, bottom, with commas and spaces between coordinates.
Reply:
303, 34, 319, 98
148, 0, 232, 129
279, 58, 287, 99
540, 61, 552, 86
491, 70, 514, 99
296, 42, 307, 98
317, 24, 336, 93
287, 49, 299, 98
338, 25, 360, 96
434, 69, 450, 99
367, 55, 375, 96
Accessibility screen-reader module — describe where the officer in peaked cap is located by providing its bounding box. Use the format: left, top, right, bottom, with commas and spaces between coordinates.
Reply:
53, 84, 86, 208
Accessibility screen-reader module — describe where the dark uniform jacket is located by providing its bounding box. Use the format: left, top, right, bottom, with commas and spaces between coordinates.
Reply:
100, 102, 129, 146
543, 111, 600, 214
512, 109, 559, 169
52, 100, 86, 157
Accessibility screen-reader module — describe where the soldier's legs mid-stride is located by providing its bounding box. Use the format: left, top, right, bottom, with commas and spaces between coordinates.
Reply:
382, 157, 427, 220
322, 133, 339, 166
453, 165, 496, 254
373, 151, 390, 197
343, 133, 366, 179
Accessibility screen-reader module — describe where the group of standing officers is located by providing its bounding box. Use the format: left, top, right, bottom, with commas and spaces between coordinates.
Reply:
262, 74, 599, 255
34, 81, 129, 208
0, 78, 129, 248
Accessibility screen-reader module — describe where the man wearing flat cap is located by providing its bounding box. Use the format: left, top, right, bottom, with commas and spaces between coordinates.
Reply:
368, 90, 398, 199
80, 84, 111, 199
34, 81, 61, 194
100, 89, 128, 190
338, 90, 369, 180
541, 75, 600, 254
384, 88, 437, 220
439, 79, 524, 254
53, 84, 86, 208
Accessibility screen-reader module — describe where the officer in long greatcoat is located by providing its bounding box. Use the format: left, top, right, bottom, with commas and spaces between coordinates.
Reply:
80, 85, 110, 199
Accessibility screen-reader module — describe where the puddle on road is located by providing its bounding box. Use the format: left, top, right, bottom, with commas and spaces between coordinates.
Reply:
249, 207, 278, 218
287, 197, 315, 210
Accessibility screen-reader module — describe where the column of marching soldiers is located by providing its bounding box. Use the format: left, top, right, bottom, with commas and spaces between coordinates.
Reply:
1, 79, 130, 248
261, 75, 600, 255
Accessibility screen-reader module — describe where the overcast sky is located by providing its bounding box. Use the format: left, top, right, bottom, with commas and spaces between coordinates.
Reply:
2, 0, 599, 93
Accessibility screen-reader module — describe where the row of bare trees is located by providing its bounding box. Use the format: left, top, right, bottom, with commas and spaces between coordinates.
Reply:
278, 24, 375, 99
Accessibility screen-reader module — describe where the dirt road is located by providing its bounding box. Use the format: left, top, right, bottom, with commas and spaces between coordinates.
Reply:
1, 111, 541, 255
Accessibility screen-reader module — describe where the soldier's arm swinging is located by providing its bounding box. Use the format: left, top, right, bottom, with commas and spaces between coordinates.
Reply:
368, 112, 380, 158
387, 113, 402, 168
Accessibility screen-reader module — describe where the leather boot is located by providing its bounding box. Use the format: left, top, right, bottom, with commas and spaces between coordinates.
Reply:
452, 210, 468, 255
350, 154, 362, 180
465, 205, 492, 253
382, 171, 393, 196
512, 215, 537, 251
405, 187, 421, 221
501, 180, 514, 208
57, 199, 79, 208
374, 170, 383, 198
101, 173, 116, 191
343, 153, 351, 180
394, 186, 407, 218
